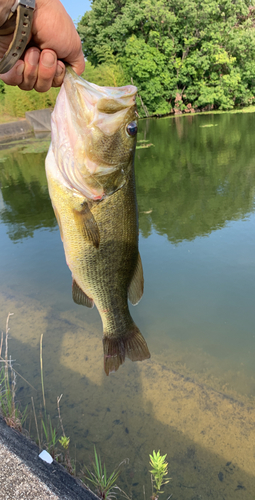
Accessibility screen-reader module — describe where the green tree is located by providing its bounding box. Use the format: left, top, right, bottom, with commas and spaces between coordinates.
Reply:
78, 0, 255, 115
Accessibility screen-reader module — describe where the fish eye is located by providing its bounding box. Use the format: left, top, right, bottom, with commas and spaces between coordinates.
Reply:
126, 121, 138, 137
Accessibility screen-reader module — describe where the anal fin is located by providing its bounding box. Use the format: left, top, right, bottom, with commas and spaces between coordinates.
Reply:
73, 202, 100, 248
128, 252, 144, 305
72, 279, 94, 308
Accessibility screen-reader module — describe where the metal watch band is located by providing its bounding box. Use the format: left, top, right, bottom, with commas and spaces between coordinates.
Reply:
0, 0, 35, 74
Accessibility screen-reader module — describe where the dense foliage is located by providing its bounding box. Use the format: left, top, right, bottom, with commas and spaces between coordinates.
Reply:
78, 0, 255, 115
1, 85, 59, 117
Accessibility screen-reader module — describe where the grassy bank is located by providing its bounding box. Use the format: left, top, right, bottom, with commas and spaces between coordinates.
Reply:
0, 85, 59, 122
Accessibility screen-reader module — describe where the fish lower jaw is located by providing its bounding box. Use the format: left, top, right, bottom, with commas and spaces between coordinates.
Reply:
70, 183, 105, 201
91, 192, 105, 200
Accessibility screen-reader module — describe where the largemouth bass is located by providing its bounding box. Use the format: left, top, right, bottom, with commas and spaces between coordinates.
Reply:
45, 67, 150, 375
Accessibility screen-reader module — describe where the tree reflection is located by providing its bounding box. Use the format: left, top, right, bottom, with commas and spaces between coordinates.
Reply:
1, 113, 255, 244
0, 148, 56, 241
136, 113, 255, 243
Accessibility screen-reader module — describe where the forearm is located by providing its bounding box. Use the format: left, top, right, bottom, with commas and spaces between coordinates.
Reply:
0, 0, 85, 92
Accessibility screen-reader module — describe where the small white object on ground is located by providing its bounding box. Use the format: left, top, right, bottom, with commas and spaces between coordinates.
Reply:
39, 450, 53, 464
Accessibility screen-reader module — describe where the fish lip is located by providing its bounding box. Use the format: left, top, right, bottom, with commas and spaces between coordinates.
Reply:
79, 79, 137, 99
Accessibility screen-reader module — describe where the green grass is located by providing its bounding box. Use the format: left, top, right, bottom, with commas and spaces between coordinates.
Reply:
84, 446, 122, 499
0, 313, 27, 431
0, 85, 59, 119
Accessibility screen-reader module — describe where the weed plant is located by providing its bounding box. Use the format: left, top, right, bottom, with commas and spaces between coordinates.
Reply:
149, 450, 171, 500
84, 446, 130, 499
0, 313, 27, 430
0, 320, 74, 473
35, 334, 75, 473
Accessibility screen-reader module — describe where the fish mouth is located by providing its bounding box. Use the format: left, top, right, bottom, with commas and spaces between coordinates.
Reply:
65, 65, 137, 111
51, 67, 137, 200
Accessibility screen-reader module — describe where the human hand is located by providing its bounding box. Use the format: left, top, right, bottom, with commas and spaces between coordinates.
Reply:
0, 0, 85, 92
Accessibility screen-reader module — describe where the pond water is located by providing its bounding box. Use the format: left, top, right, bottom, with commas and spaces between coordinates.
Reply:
0, 112, 255, 499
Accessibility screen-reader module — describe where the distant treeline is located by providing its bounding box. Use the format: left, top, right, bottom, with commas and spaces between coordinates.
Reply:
77, 0, 255, 116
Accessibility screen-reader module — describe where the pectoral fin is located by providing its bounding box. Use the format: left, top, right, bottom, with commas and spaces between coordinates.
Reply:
72, 279, 94, 308
128, 253, 144, 305
52, 205, 63, 242
73, 202, 100, 248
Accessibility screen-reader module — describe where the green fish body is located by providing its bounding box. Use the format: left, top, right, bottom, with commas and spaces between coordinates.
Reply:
46, 67, 150, 374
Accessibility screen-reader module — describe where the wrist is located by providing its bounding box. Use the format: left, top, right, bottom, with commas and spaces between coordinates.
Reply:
0, 0, 35, 73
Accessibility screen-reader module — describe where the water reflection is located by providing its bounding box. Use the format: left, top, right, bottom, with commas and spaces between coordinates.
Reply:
0, 146, 56, 241
137, 113, 255, 242
1, 113, 255, 245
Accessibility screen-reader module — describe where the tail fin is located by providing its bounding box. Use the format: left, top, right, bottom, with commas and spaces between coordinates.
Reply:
103, 324, 150, 376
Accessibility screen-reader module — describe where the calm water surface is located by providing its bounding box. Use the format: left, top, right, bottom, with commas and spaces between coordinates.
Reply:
0, 113, 255, 499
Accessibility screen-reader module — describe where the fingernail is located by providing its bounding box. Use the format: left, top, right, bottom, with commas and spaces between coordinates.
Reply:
28, 49, 40, 66
55, 62, 64, 77
16, 61, 24, 76
41, 51, 56, 68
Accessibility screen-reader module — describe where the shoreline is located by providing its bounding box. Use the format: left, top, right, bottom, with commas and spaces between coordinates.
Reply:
0, 103, 254, 142
0, 109, 52, 141
0, 416, 99, 500
0, 119, 33, 141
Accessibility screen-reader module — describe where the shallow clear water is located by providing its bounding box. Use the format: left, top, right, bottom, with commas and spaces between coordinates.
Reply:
0, 113, 255, 499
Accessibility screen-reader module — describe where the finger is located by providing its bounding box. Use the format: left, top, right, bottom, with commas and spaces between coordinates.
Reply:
34, 49, 57, 92
65, 45, 85, 76
69, 49, 85, 76
52, 60, 65, 87
18, 47, 40, 91
0, 60, 24, 86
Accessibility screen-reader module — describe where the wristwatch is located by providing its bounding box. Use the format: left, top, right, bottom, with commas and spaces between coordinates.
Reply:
0, 0, 35, 74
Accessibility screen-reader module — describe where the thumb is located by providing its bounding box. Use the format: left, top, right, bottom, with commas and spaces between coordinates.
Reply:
63, 44, 85, 76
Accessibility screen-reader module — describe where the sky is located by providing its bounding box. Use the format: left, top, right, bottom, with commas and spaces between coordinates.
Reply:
61, 0, 91, 23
